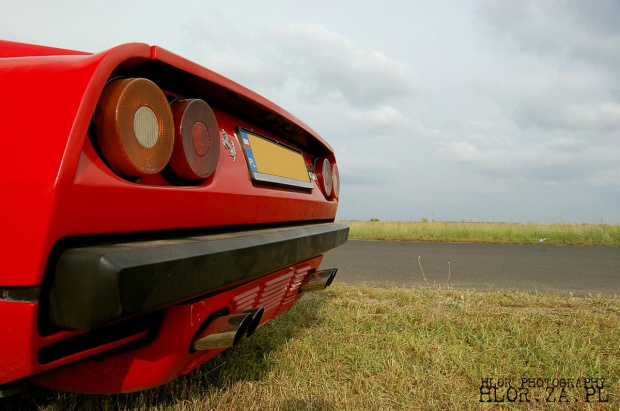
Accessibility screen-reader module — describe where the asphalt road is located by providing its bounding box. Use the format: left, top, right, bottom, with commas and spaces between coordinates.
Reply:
322, 240, 620, 296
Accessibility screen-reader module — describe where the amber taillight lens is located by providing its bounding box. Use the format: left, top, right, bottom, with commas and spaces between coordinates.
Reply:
169, 99, 220, 180
95, 78, 174, 177
315, 158, 333, 197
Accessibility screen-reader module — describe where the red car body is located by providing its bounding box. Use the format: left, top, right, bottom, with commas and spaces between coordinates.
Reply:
0, 40, 347, 395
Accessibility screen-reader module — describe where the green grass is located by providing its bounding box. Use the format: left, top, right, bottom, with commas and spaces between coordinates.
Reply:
6, 284, 620, 410
347, 220, 620, 246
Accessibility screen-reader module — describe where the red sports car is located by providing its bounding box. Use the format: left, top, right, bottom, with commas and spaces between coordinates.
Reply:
0, 40, 347, 395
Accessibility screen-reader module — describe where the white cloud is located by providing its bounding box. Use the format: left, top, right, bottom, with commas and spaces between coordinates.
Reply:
346, 106, 413, 135
263, 24, 415, 108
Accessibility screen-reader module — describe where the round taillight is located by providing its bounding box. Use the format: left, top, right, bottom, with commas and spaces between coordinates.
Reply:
331, 163, 340, 199
95, 78, 174, 177
168, 99, 220, 180
315, 158, 333, 197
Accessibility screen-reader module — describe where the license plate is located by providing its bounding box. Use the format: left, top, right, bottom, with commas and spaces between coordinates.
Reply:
237, 127, 314, 190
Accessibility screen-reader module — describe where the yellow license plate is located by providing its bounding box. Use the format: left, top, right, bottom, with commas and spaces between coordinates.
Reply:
237, 128, 313, 190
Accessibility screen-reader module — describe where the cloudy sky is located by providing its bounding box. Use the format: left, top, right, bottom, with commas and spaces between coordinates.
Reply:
2, 0, 619, 223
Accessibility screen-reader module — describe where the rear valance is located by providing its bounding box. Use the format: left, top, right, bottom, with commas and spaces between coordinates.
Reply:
48, 222, 349, 330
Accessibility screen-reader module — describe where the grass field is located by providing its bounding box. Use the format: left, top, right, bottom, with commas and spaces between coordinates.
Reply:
347, 220, 620, 246
6, 284, 619, 410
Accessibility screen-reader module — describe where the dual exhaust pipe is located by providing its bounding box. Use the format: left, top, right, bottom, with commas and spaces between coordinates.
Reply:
192, 267, 338, 351
192, 308, 264, 351
300, 268, 338, 292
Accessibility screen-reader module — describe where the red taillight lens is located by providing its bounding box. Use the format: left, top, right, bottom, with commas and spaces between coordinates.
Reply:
331, 163, 340, 199
95, 78, 174, 177
315, 158, 333, 197
168, 99, 220, 180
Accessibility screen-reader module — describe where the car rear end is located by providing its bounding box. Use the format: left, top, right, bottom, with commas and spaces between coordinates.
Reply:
0, 41, 347, 394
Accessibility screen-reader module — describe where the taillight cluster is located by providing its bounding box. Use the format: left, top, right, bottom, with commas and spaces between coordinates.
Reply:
95, 77, 339, 199
314, 157, 339, 200
95, 78, 219, 181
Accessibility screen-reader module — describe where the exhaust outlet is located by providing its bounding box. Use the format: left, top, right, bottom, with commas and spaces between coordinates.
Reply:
192, 312, 253, 351
243, 307, 265, 338
300, 268, 338, 292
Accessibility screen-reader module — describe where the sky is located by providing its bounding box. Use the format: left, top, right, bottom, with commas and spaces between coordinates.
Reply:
2, 0, 619, 223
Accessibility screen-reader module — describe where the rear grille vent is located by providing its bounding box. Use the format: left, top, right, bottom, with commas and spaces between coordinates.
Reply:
258, 271, 293, 313
232, 286, 260, 311
276, 265, 313, 315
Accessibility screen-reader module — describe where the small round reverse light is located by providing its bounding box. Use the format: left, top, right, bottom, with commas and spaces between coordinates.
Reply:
331, 163, 340, 199
315, 158, 333, 197
168, 99, 220, 180
95, 78, 174, 177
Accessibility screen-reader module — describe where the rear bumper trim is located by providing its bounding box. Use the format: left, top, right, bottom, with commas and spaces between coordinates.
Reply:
48, 222, 348, 330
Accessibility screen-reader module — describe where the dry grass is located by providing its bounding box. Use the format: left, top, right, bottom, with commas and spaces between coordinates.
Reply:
347, 220, 620, 246
5, 284, 620, 410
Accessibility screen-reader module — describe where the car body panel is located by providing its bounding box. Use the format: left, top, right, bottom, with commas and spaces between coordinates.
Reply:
0, 40, 346, 394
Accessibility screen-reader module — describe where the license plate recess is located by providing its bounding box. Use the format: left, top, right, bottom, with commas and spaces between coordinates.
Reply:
237, 127, 314, 190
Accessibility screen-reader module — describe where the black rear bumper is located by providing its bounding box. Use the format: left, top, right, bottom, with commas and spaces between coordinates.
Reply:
48, 222, 349, 330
